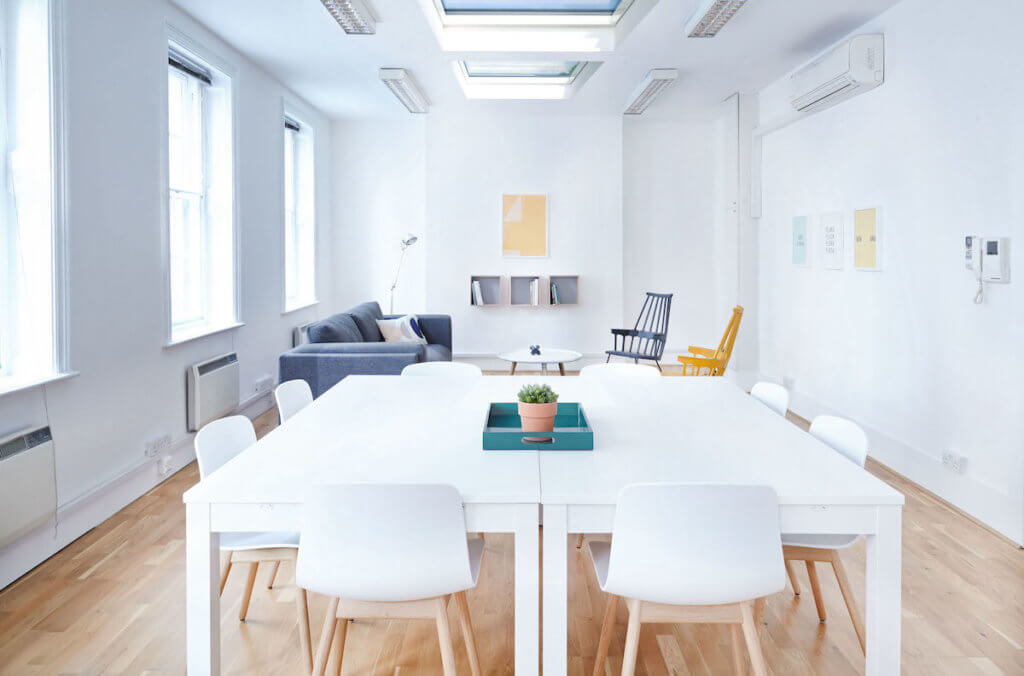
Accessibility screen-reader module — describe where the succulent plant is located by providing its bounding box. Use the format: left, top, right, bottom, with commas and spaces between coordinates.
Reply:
517, 383, 559, 404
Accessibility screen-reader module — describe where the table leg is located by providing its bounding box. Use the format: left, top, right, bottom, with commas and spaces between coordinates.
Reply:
514, 504, 540, 676
542, 363, 548, 375
865, 505, 902, 675
510, 362, 517, 375
186, 502, 220, 675
542, 504, 569, 676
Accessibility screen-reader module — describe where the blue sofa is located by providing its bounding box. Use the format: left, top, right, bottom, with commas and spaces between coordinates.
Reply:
279, 302, 452, 397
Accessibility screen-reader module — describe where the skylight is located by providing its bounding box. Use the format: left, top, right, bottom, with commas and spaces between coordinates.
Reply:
453, 60, 599, 99
462, 61, 585, 79
441, 0, 621, 12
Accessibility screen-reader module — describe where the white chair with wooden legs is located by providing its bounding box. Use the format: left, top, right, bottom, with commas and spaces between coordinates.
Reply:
401, 361, 483, 377
590, 484, 785, 676
274, 379, 313, 423
194, 416, 312, 671
579, 363, 661, 380
782, 415, 869, 654
750, 381, 789, 417
297, 483, 484, 676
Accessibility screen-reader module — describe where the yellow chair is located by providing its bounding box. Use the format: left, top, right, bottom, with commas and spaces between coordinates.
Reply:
674, 306, 743, 376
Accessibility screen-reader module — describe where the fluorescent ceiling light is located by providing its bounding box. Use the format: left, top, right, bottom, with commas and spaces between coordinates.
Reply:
623, 68, 677, 115
379, 69, 429, 113
685, 0, 748, 38
320, 0, 376, 35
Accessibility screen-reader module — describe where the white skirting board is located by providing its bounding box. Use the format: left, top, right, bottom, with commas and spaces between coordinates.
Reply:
0, 391, 275, 591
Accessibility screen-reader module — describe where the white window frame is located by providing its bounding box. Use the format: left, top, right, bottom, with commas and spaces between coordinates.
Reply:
280, 98, 318, 314
0, 0, 73, 397
162, 26, 241, 347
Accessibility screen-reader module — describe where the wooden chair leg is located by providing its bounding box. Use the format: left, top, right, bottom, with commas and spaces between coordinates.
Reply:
592, 594, 619, 676
267, 561, 281, 589
785, 560, 801, 596
331, 616, 349, 676
453, 591, 482, 676
740, 602, 768, 676
296, 588, 313, 673
830, 551, 866, 654
435, 597, 457, 676
576, 534, 585, 549
219, 553, 233, 596
239, 562, 259, 621
312, 597, 340, 676
621, 599, 642, 676
730, 624, 746, 675
805, 561, 827, 621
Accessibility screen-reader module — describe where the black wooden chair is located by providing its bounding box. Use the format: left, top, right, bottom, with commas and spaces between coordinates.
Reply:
606, 292, 673, 371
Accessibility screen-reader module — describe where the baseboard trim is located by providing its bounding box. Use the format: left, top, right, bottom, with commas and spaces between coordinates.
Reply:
0, 392, 277, 591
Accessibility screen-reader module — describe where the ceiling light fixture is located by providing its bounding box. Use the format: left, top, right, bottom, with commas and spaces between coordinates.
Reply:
320, 0, 376, 35
623, 69, 677, 115
379, 68, 430, 114
685, 0, 748, 38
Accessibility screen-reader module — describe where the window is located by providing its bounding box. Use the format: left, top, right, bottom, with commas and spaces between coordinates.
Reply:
282, 114, 316, 311
166, 41, 236, 343
1, 0, 67, 393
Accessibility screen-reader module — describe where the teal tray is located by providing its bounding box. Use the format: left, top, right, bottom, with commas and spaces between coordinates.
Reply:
483, 402, 593, 451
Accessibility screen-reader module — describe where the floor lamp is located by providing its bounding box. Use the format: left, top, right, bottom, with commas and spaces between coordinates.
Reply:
389, 234, 418, 314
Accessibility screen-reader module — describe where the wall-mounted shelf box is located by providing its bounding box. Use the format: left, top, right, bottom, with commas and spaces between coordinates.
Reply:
510, 276, 543, 306
470, 275, 502, 306
548, 275, 579, 306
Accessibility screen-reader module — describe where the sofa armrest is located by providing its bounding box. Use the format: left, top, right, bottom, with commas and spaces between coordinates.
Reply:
279, 350, 420, 397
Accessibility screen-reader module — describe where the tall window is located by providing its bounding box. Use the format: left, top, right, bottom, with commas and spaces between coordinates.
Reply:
282, 114, 316, 311
1, 0, 65, 392
166, 42, 235, 343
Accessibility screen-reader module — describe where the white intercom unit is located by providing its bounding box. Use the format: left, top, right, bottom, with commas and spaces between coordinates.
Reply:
982, 237, 1010, 282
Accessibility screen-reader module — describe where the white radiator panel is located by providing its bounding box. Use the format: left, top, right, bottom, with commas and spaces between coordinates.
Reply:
0, 428, 57, 548
187, 353, 240, 431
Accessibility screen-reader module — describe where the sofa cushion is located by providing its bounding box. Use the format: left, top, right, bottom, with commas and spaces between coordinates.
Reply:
376, 315, 428, 345
424, 344, 453, 362
347, 301, 384, 342
308, 313, 362, 344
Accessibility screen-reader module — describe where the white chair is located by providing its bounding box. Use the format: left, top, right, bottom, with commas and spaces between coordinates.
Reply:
297, 483, 484, 676
401, 361, 483, 377
590, 484, 784, 676
194, 416, 312, 670
275, 379, 313, 422
579, 363, 661, 379
750, 381, 789, 417
782, 415, 868, 653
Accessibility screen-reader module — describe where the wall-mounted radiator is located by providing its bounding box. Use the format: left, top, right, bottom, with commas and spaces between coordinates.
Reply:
0, 427, 57, 548
187, 352, 240, 432
293, 321, 315, 347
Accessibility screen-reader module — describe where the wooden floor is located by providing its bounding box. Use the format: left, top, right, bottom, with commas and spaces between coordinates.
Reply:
1, 406, 1022, 675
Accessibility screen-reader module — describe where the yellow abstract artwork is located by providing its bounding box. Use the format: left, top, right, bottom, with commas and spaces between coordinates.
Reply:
854, 207, 879, 270
502, 194, 547, 257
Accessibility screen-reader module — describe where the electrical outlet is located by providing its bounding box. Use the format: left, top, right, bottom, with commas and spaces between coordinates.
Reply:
254, 375, 274, 395
144, 433, 173, 458
942, 451, 967, 474
157, 455, 174, 476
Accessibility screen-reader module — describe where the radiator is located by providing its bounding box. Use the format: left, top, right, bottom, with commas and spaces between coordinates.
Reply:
186, 352, 240, 431
0, 427, 57, 548
293, 321, 315, 347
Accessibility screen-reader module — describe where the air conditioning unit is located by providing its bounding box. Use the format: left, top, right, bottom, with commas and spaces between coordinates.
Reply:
293, 321, 315, 347
187, 353, 240, 432
791, 34, 884, 113
0, 427, 57, 548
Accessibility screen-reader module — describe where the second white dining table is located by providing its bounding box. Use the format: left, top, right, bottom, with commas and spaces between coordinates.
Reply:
184, 375, 903, 676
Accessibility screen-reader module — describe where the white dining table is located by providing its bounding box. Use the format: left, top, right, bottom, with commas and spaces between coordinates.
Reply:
183, 375, 904, 676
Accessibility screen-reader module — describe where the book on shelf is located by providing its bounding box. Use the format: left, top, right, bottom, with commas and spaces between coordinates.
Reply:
551, 281, 560, 305
472, 280, 484, 305
529, 279, 539, 306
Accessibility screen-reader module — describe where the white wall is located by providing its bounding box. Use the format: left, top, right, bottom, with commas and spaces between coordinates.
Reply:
755, 0, 1024, 542
0, 0, 334, 586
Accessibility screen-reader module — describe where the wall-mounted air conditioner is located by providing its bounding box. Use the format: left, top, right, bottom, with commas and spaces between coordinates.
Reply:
0, 427, 57, 548
791, 34, 884, 113
186, 353, 240, 431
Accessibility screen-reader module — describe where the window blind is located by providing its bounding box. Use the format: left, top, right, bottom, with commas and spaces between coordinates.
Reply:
168, 47, 212, 85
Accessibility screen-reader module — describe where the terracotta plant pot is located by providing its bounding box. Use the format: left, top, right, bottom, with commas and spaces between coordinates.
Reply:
518, 401, 558, 435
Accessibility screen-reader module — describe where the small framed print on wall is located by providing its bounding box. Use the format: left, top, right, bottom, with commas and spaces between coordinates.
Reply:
792, 215, 811, 267
854, 206, 882, 271
821, 211, 844, 270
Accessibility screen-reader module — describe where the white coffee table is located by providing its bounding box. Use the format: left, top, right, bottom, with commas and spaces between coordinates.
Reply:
498, 348, 582, 375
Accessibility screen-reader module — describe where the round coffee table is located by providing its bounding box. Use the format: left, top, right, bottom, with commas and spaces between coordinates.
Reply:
498, 348, 582, 376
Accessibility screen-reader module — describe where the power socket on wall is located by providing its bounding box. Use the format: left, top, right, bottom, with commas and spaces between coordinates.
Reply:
942, 451, 968, 474
254, 375, 274, 396
157, 455, 174, 476
144, 433, 173, 458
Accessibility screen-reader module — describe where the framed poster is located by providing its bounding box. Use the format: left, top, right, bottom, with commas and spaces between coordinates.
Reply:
791, 215, 810, 267
821, 211, 844, 270
854, 207, 882, 271
502, 194, 548, 257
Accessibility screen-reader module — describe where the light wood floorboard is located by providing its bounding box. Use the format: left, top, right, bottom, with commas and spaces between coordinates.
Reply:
0, 401, 1021, 674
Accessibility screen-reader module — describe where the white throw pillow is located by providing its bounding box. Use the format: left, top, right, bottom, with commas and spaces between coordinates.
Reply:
376, 315, 428, 344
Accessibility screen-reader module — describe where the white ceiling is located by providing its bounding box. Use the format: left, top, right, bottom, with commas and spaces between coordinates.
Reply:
169, 0, 902, 121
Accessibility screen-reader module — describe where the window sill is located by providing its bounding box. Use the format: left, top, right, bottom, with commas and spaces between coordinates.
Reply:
0, 371, 80, 398
165, 321, 245, 348
282, 299, 319, 316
